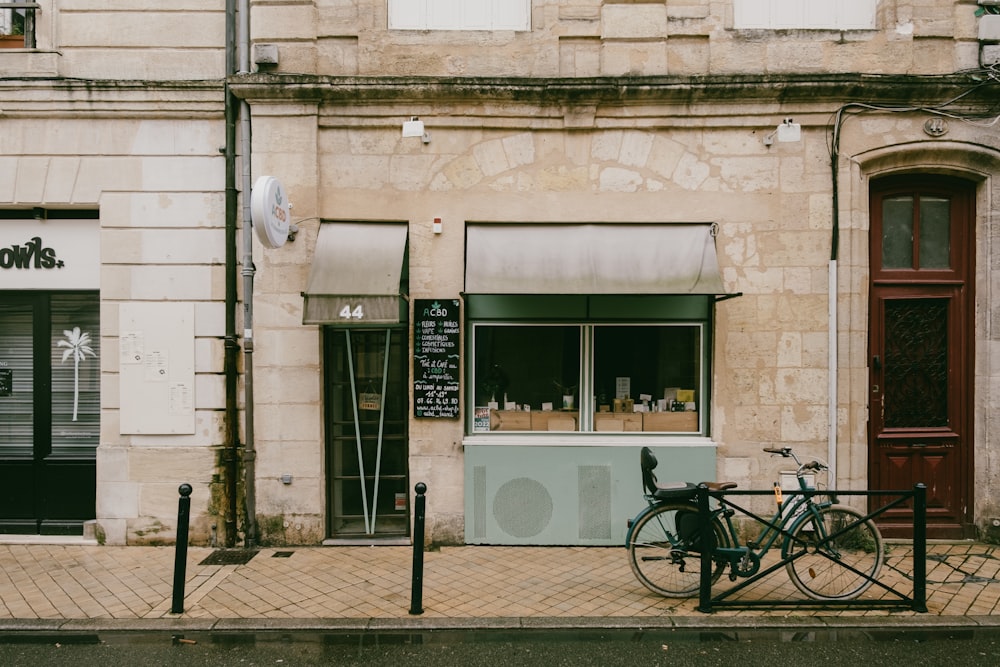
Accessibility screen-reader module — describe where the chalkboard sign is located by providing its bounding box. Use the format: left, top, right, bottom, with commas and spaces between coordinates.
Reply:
413, 299, 460, 418
0, 369, 10, 397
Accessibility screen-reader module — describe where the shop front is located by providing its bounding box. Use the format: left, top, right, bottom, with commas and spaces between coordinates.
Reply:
461, 222, 736, 545
0, 211, 100, 535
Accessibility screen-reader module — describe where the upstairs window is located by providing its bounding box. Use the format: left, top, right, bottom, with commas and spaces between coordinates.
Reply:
734, 0, 877, 30
0, 2, 36, 48
388, 0, 530, 31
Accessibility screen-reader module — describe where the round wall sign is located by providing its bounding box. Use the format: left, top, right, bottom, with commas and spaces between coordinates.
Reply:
250, 176, 290, 249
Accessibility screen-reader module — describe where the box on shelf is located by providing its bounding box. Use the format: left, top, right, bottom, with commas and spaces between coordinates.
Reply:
642, 411, 698, 432
530, 411, 578, 431
490, 409, 531, 431
594, 412, 642, 432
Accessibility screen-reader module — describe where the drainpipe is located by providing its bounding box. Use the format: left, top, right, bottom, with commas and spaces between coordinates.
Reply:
238, 0, 258, 547
828, 108, 845, 486
223, 0, 241, 547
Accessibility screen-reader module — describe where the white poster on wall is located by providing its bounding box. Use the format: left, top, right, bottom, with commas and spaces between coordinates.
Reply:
119, 302, 196, 434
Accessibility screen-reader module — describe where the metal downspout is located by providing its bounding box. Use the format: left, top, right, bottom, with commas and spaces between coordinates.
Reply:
238, 0, 257, 547
828, 110, 844, 485
223, 0, 241, 548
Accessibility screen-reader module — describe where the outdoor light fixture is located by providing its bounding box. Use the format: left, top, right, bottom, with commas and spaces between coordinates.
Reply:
402, 116, 431, 144
763, 118, 801, 146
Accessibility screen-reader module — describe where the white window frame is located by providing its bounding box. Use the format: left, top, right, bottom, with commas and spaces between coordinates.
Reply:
388, 0, 530, 31
733, 0, 877, 30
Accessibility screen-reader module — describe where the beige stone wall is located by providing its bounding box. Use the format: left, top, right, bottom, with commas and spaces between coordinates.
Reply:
0, 1, 226, 79
249, 1, 985, 78
0, 82, 227, 545
244, 72, 1000, 539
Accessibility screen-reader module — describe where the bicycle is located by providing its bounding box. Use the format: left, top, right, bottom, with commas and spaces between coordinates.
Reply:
625, 446, 884, 601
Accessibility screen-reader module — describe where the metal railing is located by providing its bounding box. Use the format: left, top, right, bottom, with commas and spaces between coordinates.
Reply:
694, 484, 927, 613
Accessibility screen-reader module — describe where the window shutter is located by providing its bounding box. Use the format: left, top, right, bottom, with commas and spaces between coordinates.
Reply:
388, 0, 426, 30
428, 0, 465, 30
733, 0, 771, 29
494, 0, 530, 31
839, 0, 877, 30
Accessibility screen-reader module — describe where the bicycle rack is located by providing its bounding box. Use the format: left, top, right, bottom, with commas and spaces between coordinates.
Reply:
695, 484, 928, 614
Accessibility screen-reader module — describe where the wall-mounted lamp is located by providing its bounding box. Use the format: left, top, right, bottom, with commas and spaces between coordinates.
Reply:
763, 118, 801, 147
402, 116, 431, 144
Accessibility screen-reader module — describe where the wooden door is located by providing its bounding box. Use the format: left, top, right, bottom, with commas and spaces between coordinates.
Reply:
868, 176, 975, 539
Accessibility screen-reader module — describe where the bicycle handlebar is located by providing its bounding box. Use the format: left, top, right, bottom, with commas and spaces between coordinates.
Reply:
762, 447, 792, 457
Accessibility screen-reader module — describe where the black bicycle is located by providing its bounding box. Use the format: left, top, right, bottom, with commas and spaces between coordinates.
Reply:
626, 446, 884, 600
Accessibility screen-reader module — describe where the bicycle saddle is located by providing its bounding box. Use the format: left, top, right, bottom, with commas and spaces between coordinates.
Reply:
640, 446, 737, 500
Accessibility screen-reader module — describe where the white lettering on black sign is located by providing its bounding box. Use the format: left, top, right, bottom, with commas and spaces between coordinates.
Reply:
413, 298, 460, 419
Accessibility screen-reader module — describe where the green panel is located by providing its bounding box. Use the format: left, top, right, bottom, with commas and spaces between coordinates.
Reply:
465, 295, 588, 320
588, 295, 710, 320
464, 443, 716, 545
466, 294, 710, 321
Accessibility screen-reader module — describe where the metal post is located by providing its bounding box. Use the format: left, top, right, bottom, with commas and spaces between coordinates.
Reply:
912, 483, 928, 612
409, 482, 427, 615
697, 483, 713, 613
171, 483, 193, 614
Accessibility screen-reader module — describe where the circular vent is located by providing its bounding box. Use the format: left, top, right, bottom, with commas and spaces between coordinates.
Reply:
493, 477, 553, 538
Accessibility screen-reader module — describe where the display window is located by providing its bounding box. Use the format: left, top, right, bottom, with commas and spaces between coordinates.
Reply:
468, 297, 709, 435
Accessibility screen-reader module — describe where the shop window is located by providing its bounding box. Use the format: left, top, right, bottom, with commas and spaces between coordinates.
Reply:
470, 310, 708, 434
733, 0, 876, 30
0, 3, 36, 48
388, 0, 530, 31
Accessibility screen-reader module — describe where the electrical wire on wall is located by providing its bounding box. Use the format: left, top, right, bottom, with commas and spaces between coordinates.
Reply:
827, 63, 1000, 261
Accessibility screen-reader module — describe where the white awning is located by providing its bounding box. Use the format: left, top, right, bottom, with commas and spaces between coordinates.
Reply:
465, 223, 729, 295
302, 222, 408, 324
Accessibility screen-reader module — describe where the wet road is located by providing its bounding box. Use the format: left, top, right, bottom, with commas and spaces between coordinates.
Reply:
1, 627, 998, 666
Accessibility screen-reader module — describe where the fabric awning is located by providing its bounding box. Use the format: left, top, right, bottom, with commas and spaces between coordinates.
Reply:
465, 223, 730, 295
302, 222, 408, 324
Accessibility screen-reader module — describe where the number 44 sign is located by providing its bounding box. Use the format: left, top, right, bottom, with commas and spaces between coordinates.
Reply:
339, 304, 364, 320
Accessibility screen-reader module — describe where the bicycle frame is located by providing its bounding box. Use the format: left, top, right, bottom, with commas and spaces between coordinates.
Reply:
712, 475, 834, 577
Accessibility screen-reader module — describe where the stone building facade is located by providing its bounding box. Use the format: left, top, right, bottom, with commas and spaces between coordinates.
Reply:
3, 2, 1000, 547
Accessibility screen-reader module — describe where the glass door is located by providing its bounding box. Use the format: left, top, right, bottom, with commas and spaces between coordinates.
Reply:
325, 327, 409, 537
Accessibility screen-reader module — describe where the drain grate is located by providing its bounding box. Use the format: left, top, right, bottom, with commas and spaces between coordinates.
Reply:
198, 549, 259, 566
272, 551, 295, 558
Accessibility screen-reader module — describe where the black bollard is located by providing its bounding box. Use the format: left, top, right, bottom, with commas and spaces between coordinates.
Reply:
409, 482, 427, 615
171, 483, 193, 614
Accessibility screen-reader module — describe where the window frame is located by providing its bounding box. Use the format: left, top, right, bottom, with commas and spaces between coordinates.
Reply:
465, 295, 713, 437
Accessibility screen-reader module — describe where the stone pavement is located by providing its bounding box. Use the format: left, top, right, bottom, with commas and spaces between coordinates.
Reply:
0, 540, 999, 632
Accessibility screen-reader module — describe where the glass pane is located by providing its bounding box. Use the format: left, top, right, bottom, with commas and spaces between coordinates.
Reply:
919, 196, 951, 269
51, 294, 101, 454
472, 325, 580, 432
327, 328, 408, 537
594, 325, 701, 433
883, 298, 948, 428
0, 300, 33, 457
882, 196, 914, 269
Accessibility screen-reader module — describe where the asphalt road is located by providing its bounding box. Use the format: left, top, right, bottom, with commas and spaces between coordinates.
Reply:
1, 627, 998, 666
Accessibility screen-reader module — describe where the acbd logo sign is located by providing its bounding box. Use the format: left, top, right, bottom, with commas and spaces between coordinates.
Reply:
0, 237, 65, 270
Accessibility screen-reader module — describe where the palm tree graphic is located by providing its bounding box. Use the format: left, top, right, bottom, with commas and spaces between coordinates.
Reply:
57, 327, 97, 422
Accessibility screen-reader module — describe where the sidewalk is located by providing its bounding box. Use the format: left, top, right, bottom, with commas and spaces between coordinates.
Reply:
1, 540, 999, 633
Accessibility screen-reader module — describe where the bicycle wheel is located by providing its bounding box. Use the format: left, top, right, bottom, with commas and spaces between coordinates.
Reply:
627, 502, 729, 598
784, 504, 884, 600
